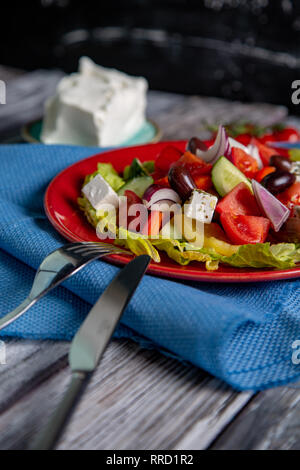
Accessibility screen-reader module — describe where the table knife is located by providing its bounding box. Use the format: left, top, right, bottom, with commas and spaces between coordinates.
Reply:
30, 255, 150, 450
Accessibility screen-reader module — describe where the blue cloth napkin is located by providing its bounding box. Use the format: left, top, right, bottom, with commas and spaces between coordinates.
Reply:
270, 142, 300, 149
0, 144, 299, 392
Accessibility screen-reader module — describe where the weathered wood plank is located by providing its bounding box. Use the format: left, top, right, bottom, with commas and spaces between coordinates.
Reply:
0, 339, 69, 413
0, 339, 250, 450
210, 384, 300, 450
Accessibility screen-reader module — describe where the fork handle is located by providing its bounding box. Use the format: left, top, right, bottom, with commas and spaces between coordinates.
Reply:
0, 297, 35, 331
30, 371, 90, 450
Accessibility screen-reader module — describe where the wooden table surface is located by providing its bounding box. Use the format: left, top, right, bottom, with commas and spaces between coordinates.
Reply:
0, 67, 300, 450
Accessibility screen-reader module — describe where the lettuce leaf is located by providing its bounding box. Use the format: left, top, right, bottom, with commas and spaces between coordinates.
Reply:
90, 214, 217, 268
115, 227, 160, 262
152, 239, 300, 270
94, 214, 160, 262
78, 173, 300, 271
78, 197, 300, 271
220, 242, 300, 269
96, 163, 125, 191
293, 244, 300, 263
78, 196, 101, 228
152, 239, 219, 271
77, 197, 300, 270
83, 163, 125, 192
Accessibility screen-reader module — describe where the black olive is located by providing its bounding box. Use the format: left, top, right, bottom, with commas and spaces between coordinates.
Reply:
168, 164, 197, 201
269, 155, 292, 172
271, 218, 300, 243
261, 171, 296, 194
186, 137, 208, 154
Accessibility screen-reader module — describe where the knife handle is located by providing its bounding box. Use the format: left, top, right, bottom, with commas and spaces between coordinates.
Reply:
30, 371, 90, 450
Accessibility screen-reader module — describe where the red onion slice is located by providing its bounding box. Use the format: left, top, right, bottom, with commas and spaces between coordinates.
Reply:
150, 199, 181, 212
143, 184, 181, 209
196, 125, 230, 164
252, 179, 290, 232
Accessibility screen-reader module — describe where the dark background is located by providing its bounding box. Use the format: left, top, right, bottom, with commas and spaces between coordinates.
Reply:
1, 0, 300, 113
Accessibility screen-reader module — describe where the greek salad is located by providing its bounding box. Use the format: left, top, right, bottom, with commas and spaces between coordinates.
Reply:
78, 124, 300, 271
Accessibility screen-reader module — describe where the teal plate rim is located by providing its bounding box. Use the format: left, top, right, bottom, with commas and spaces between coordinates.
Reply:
21, 118, 162, 148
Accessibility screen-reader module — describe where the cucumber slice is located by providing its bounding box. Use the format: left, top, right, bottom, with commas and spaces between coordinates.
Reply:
117, 176, 153, 198
212, 157, 252, 197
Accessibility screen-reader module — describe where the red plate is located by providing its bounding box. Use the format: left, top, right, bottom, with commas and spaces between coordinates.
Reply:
45, 141, 300, 282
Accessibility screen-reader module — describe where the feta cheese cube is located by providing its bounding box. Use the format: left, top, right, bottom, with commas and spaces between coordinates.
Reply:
41, 57, 148, 147
82, 174, 119, 211
185, 190, 218, 224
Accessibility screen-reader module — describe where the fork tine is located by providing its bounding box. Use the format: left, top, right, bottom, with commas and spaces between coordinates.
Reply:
64, 242, 127, 257
82, 247, 126, 256
65, 243, 103, 252
75, 248, 111, 256
71, 246, 127, 256
66, 242, 122, 250
70, 245, 114, 254
80, 241, 123, 249
0, 241, 128, 332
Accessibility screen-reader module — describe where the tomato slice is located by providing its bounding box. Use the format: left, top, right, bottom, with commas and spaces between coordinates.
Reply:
273, 127, 300, 142
155, 146, 182, 174
235, 134, 252, 146
153, 175, 170, 188
258, 133, 276, 145
277, 182, 300, 210
151, 169, 166, 181
178, 151, 205, 166
220, 213, 270, 245
140, 210, 163, 237
254, 166, 276, 183
216, 182, 261, 217
121, 190, 143, 230
124, 190, 142, 206
251, 138, 285, 165
193, 175, 213, 191
178, 151, 212, 176
231, 147, 258, 178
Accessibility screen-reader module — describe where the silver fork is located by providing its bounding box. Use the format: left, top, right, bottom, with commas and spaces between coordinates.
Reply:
0, 241, 128, 331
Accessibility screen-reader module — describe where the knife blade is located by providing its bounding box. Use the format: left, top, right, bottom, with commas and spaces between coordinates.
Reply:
31, 255, 150, 450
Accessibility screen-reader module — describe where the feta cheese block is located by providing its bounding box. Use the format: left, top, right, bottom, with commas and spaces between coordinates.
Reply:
82, 174, 119, 211
185, 190, 218, 224
41, 57, 148, 146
